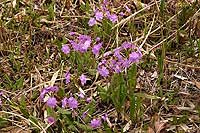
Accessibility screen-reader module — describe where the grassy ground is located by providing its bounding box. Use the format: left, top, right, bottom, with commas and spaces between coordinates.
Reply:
0, 0, 200, 132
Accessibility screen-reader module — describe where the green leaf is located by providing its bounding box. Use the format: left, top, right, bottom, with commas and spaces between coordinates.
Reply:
0, 117, 9, 128
47, 3, 55, 21
19, 95, 30, 118
14, 77, 24, 90
102, 19, 113, 39
57, 87, 65, 98
134, 93, 161, 100
93, 25, 103, 37
46, 107, 54, 115
14, 60, 22, 72
160, 0, 165, 15
130, 94, 136, 121
29, 116, 39, 125
58, 108, 71, 115
127, 64, 137, 94
74, 121, 93, 131
98, 85, 110, 102
129, 94, 143, 122
178, 5, 195, 27
110, 73, 127, 112
3, 74, 13, 89
80, 1, 91, 13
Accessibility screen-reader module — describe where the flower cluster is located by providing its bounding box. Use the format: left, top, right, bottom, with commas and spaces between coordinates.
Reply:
65, 71, 70, 84
38, 0, 145, 131
90, 118, 102, 128
90, 113, 108, 129
64, 70, 90, 87
62, 33, 142, 77
39, 86, 59, 101
57, 3, 143, 128
62, 33, 103, 57
97, 42, 142, 77
61, 96, 78, 109
80, 74, 87, 86
39, 85, 109, 129
39, 86, 80, 125
88, 0, 118, 26
47, 116, 55, 125
40, 85, 82, 109
61, 34, 91, 54
46, 97, 57, 108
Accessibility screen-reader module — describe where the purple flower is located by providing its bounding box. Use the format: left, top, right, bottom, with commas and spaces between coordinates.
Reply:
113, 63, 122, 73
70, 40, 79, 51
45, 86, 59, 93
98, 66, 109, 77
70, 35, 91, 53
80, 74, 87, 86
39, 86, 58, 101
119, 12, 125, 16
102, 0, 108, 11
121, 42, 133, 49
122, 59, 131, 68
47, 116, 55, 124
80, 40, 90, 52
105, 11, 110, 17
110, 59, 117, 66
69, 32, 76, 36
103, 0, 108, 5
114, 48, 123, 60
86, 97, 92, 103
107, 14, 118, 23
62, 45, 70, 54
95, 10, 103, 21
88, 17, 97, 26
68, 96, 78, 109
78, 92, 85, 99
125, 5, 131, 13
78, 35, 92, 52
61, 97, 68, 108
129, 51, 142, 63
81, 109, 89, 118
102, 5, 108, 12
138, 49, 142, 57
99, 59, 107, 66
0, 91, 3, 96
96, 37, 101, 42
46, 97, 57, 108
65, 71, 70, 84
40, 89, 47, 100
101, 113, 108, 121
92, 42, 102, 56
90, 118, 101, 128
103, 51, 112, 57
